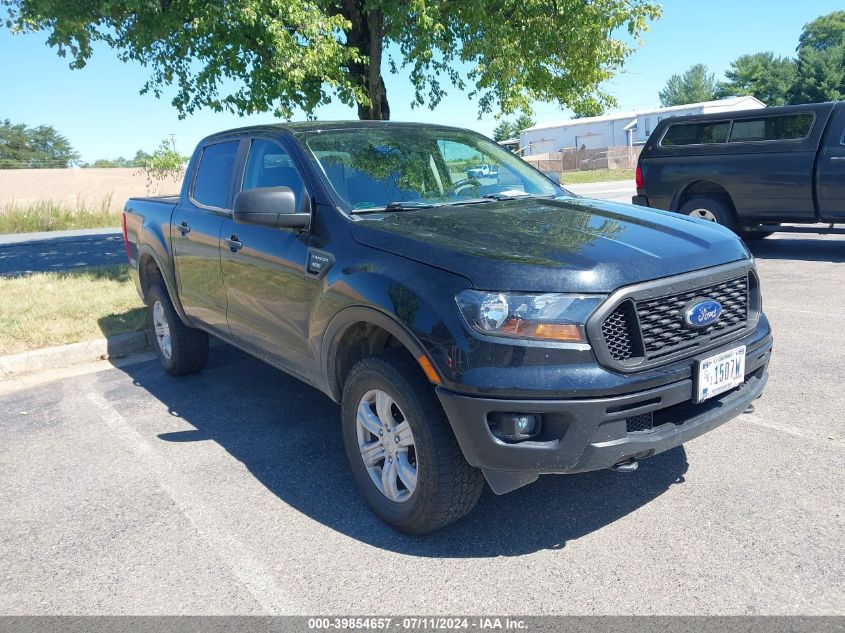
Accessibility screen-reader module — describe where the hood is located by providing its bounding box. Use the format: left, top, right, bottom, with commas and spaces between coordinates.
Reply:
349, 197, 750, 293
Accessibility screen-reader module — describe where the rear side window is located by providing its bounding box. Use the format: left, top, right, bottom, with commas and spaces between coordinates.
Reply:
661, 121, 730, 146
192, 141, 238, 209
728, 113, 814, 143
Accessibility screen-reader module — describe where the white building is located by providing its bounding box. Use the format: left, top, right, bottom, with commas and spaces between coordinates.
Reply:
519, 96, 766, 156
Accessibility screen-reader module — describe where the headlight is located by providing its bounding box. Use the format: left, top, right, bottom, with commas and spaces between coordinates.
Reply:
455, 290, 604, 343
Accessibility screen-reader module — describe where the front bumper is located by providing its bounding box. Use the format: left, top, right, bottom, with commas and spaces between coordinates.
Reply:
437, 334, 772, 494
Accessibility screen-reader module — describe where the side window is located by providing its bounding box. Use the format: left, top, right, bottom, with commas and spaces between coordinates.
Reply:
661, 121, 730, 146
729, 113, 814, 143
192, 141, 238, 209
243, 139, 306, 210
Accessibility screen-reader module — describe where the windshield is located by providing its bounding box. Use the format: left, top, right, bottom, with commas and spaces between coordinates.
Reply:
300, 126, 567, 212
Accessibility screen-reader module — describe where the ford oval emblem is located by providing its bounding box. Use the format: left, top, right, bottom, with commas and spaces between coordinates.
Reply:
684, 299, 722, 328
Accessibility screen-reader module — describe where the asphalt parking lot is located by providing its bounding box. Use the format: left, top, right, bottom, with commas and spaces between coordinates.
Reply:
1, 229, 843, 615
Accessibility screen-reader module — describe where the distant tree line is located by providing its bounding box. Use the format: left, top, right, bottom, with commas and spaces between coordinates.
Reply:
0, 118, 185, 170
659, 11, 845, 107
0, 119, 80, 168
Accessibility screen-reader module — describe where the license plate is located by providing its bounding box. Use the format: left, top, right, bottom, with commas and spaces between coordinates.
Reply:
696, 345, 746, 402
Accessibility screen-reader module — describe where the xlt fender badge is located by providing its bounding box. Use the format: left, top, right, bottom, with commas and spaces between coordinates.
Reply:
307, 249, 334, 278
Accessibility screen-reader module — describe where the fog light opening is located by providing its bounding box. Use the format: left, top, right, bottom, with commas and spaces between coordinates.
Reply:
488, 412, 541, 442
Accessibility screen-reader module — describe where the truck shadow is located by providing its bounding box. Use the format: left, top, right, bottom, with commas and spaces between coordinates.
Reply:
747, 235, 845, 263
116, 344, 689, 558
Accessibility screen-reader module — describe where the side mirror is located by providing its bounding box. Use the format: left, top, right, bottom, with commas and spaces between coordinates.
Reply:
233, 186, 311, 229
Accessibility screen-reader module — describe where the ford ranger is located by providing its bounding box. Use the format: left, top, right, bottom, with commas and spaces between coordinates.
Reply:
123, 122, 772, 534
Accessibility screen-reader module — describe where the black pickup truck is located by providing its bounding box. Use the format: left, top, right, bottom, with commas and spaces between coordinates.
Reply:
633, 101, 845, 238
124, 121, 772, 533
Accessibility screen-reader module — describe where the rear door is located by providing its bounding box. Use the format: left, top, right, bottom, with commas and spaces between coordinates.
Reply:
220, 136, 312, 374
172, 139, 239, 334
816, 103, 845, 221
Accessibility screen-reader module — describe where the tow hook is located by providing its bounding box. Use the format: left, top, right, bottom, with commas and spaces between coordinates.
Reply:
610, 459, 639, 473
744, 403, 755, 414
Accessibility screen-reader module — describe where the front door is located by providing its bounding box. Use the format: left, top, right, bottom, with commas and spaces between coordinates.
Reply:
817, 105, 845, 221
172, 139, 239, 334
221, 137, 311, 374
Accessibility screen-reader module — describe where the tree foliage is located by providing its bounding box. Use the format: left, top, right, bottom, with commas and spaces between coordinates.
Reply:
716, 53, 797, 106
712, 11, 845, 106
798, 10, 845, 51
658, 64, 717, 107
0, 118, 79, 168
513, 114, 536, 133
492, 120, 516, 142
570, 96, 606, 118
2, 0, 660, 121
136, 139, 189, 193
789, 44, 845, 104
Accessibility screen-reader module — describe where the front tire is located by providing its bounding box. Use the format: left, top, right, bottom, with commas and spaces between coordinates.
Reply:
680, 197, 737, 232
341, 349, 485, 534
146, 283, 209, 377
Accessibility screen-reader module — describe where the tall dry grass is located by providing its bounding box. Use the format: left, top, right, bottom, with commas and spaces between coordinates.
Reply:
0, 196, 121, 234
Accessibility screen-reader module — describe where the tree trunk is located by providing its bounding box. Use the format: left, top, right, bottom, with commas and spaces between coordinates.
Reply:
343, 1, 390, 120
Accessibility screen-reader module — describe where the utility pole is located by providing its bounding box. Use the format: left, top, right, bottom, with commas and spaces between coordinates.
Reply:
169, 134, 177, 152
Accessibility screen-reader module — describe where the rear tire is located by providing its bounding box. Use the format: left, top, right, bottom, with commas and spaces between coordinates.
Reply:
341, 348, 485, 534
146, 283, 209, 377
739, 226, 775, 240
680, 197, 737, 233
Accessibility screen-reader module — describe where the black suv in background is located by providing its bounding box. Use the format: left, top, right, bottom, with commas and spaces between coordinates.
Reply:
633, 101, 845, 238
124, 122, 772, 533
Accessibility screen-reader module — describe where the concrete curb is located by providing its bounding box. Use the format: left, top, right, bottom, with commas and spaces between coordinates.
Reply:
0, 331, 152, 378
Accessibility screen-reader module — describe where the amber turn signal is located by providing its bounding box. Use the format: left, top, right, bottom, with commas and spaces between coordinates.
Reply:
417, 354, 442, 384
499, 318, 584, 342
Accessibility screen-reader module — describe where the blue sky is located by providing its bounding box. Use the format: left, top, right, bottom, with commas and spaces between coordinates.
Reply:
0, 0, 840, 162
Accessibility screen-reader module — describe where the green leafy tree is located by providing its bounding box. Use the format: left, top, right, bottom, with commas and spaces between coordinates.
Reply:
492, 120, 516, 142
513, 114, 536, 133
798, 10, 845, 51
137, 139, 189, 193
716, 52, 797, 106
658, 64, 718, 107
2, 0, 660, 121
789, 44, 845, 104
0, 118, 79, 168
571, 96, 606, 118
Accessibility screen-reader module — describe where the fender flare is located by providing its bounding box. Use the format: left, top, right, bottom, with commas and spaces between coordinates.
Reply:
671, 179, 735, 212
321, 305, 439, 402
136, 245, 192, 325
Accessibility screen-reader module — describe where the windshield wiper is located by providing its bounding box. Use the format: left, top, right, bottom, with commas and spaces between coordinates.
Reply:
481, 192, 557, 201
350, 201, 440, 214
445, 197, 498, 207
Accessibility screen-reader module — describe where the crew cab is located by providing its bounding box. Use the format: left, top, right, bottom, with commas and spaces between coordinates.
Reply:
633, 101, 845, 238
123, 121, 772, 534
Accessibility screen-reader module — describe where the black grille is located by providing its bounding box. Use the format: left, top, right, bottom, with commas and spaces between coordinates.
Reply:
601, 303, 638, 361
626, 413, 653, 434
601, 273, 751, 365
638, 276, 748, 355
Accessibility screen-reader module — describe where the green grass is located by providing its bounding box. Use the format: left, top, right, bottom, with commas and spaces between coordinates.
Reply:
559, 169, 635, 185
0, 265, 146, 355
0, 197, 121, 234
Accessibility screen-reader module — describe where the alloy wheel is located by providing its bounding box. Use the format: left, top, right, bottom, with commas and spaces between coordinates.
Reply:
152, 300, 172, 360
355, 389, 418, 502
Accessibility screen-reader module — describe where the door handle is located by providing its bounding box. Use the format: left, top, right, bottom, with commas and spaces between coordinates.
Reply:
831, 156, 845, 161
178, 222, 191, 235
224, 235, 243, 252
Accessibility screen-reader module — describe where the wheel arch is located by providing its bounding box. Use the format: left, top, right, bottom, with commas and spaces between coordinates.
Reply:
672, 180, 737, 214
321, 306, 441, 403
136, 246, 191, 324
